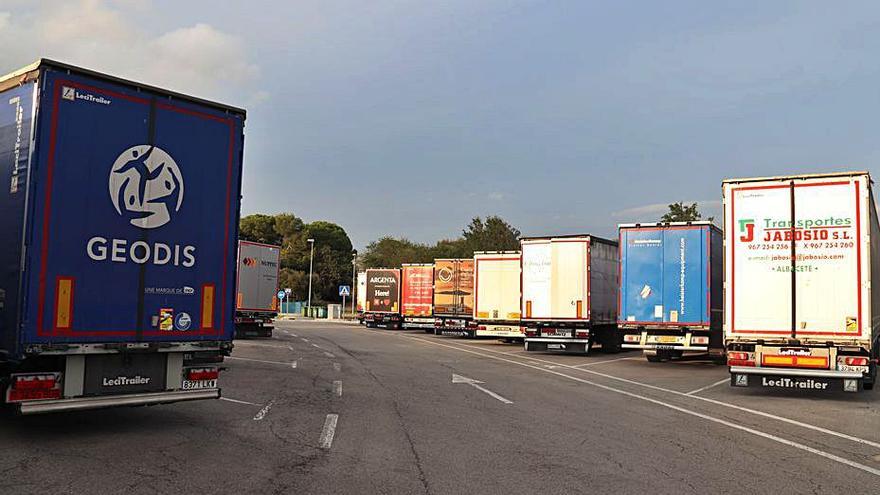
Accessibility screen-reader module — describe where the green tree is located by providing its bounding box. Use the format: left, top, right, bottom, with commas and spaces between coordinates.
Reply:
462, 216, 521, 253
361, 237, 431, 269
660, 202, 705, 222
239, 214, 282, 245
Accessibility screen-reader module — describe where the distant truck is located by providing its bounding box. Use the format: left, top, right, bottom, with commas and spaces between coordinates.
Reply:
234, 241, 281, 338
0, 59, 245, 414
724, 171, 878, 392
522, 235, 621, 354
433, 259, 477, 335
356, 271, 366, 324
401, 264, 434, 331
363, 268, 402, 329
473, 252, 523, 340
618, 222, 724, 362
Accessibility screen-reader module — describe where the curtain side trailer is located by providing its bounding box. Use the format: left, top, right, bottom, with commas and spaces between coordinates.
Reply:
522, 235, 621, 354
618, 222, 724, 363
0, 59, 244, 414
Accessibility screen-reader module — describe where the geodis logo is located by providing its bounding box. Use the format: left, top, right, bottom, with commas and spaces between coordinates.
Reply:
242, 257, 257, 267
86, 145, 196, 267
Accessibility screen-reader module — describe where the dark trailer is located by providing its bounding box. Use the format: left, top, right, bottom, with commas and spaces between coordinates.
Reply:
0, 59, 245, 414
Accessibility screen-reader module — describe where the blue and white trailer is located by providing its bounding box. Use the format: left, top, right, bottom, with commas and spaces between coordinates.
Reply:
618, 222, 724, 362
0, 60, 245, 414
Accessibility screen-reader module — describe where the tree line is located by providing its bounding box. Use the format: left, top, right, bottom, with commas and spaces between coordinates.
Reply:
238, 214, 520, 304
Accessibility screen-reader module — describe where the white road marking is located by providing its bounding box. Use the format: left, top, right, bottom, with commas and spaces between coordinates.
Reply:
571, 356, 642, 367
324, 352, 336, 358
452, 373, 513, 404
319, 414, 339, 449
291, 360, 298, 369
445, 340, 880, 451
253, 400, 275, 421
333, 380, 343, 397
411, 336, 880, 477
227, 356, 297, 367
312, 344, 320, 348
288, 345, 295, 352
282, 330, 290, 335
686, 378, 730, 396
233, 341, 291, 350
220, 397, 260, 406
290, 333, 298, 337
302, 338, 310, 342
333, 363, 342, 372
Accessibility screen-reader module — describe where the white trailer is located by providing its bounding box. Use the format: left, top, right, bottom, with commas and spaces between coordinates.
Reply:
724, 171, 878, 392
356, 271, 367, 324
473, 252, 523, 340
521, 235, 620, 354
235, 241, 281, 338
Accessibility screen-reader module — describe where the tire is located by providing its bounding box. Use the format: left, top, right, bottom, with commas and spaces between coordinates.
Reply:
646, 353, 662, 363
864, 382, 874, 390
601, 335, 622, 354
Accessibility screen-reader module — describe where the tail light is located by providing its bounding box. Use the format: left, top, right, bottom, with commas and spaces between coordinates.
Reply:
623, 334, 640, 343
6, 373, 62, 403
525, 329, 537, 337
841, 357, 869, 367
478, 325, 487, 330
575, 330, 589, 339
187, 368, 219, 381
692, 336, 709, 345
727, 351, 755, 367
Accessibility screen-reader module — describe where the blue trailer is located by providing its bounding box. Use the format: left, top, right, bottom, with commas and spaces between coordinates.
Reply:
618, 222, 724, 362
0, 60, 245, 414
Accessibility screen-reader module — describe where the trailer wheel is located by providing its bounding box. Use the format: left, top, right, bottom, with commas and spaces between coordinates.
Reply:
601, 335, 622, 354
864, 382, 874, 390
646, 352, 662, 363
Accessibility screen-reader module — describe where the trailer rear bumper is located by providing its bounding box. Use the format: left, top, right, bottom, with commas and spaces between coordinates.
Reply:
18, 388, 220, 415
729, 366, 865, 392
623, 344, 709, 351
525, 338, 590, 353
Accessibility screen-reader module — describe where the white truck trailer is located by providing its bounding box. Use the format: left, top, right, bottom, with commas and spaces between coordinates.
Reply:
473, 252, 523, 340
724, 171, 878, 392
522, 235, 621, 354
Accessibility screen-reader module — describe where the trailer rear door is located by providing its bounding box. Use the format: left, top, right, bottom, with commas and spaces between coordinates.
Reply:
725, 175, 870, 342
23, 68, 243, 344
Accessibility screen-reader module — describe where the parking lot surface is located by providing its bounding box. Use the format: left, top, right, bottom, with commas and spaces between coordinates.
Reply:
1, 319, 879, 494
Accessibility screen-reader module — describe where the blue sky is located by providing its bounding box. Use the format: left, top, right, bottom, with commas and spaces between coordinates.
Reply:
3, 1, 879, 248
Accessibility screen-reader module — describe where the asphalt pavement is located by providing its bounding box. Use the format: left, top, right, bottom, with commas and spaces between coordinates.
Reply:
1, 319, 879, 494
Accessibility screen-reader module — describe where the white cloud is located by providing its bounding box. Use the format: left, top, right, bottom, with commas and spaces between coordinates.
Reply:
488, 191, 504, 201
0, 1, 263, 104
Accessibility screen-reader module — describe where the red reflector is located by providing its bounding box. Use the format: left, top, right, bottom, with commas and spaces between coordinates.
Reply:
478, 326, 486, 330
728, 352, 749, 361
727, 359, 755, 367
8, 388, 62, 402
844, 357, 869, 366
187, 368, 219, 381
13, 374, 58, 390
624, 334, 640, 343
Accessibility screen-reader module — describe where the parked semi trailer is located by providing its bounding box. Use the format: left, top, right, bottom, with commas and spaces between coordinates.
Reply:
363, 268, 402, 328
473, 252, 523, 340
401, 264, 434, 331
356, 271, 366, 324
522, 235, 620, 354
724, 171, 878, 392
433, 259, 476, 335
618, 222, 724, 362
234, 241, 280, 338
0, 59, 245, 414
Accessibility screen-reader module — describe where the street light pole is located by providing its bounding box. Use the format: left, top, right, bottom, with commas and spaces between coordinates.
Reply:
307, 238, 315, 316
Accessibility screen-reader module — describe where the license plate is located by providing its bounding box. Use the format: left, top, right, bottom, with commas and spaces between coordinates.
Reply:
655, 345, 676, 350
548, 330, 570, 337
656, 336, 680, 343
837, 365, 868, 373
182, 379, 217, 390
548, 344, 565, 350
